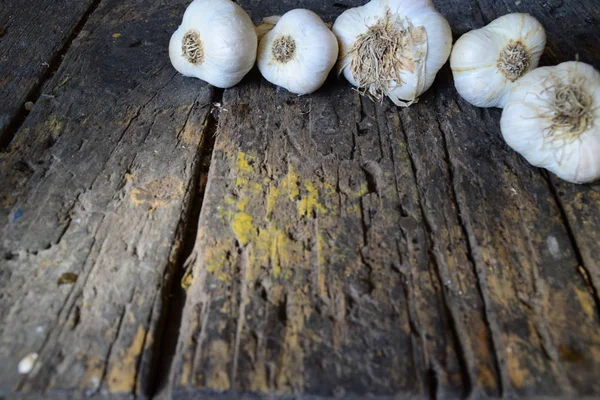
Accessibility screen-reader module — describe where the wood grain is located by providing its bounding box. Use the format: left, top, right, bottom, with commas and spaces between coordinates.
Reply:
0, 0, 213, 397
0, 0, 99, 145
0, 0, 598, 398
171, 0, 600, 398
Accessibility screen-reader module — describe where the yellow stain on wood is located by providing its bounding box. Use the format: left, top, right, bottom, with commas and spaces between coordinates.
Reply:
233, 212, 255, 246
106, 325, 146, 393
41, 116, 64, 140
276, 290, 308, 391
179, 361, 191, 387
574, 286, 597, 322
130, 176, 184, 210
473, 318, 499, 390
270, 230, 283, 278
180, 106, 207, 147
112, 33, 121, 38
181, 270, 194, 290
205, 245, 228, 274
237, 197, 250, 212
298, 182, 326, 217
505, 333, 535, 390
206, 340, 231, 391
266, 185, 279, 219
237, 152, 253, 173
316, 234, 327, 298
80, 356, 104, 392
235, 152, 254, 186
281, 165, 300, 200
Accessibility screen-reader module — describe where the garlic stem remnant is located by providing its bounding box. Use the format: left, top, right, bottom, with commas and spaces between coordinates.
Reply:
547, 76, 593, 140
181, 30, 204, 65
451, 13, 546, 108
348, 11, 408, 100
257, 9, 338, 95
333, 0, 452, 107
169, 0, 257, 88
501, 62, 600, 184
272, 35, 296, 63
497, 41, 530, 82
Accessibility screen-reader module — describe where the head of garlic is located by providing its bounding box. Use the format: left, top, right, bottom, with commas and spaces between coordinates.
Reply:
257, 9, 339, 95
501, 62, 600, 184
332, 0, 452, 107
451, 13, 546, 108
169, 0, 257, 88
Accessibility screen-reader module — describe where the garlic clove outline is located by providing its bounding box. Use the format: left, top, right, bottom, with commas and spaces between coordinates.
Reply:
333, 0, 452, 107
255, 16, 281, 41
501, 62, 600, 184
169, 0, 258, 89
257, 9, 339, 95
451, 13, 546, 108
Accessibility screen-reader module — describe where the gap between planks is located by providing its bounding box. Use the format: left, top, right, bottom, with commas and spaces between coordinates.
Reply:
151, 88, 224, 399
0, 0, 104, 150
546, 176, 600, 320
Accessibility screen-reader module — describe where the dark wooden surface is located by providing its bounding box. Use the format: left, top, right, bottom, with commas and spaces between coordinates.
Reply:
0, 0, 599, 399
0, 0, 99, 147
0, 0, 213, 397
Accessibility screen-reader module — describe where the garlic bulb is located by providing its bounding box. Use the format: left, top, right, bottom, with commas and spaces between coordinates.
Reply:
451, 13, 546, 108
501, 62, 600, 184
257, 9, 338, 95
332, 0, 452, 106
169, 0, 257, 88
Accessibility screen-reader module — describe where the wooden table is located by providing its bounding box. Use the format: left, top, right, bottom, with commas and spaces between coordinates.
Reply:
1, 0, 599, 398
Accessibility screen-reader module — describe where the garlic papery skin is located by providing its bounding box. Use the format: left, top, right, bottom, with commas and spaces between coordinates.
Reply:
255, 16, 281, 41
257, 9, 338, 95
169, 0, 257, 88
451, 13, 546, 108
501, 62, 600, 184
332, 0, 452, 107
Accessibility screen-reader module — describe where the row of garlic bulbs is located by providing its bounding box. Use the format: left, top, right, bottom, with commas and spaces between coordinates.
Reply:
168, 0, 451, 101
169, 0, 599, 184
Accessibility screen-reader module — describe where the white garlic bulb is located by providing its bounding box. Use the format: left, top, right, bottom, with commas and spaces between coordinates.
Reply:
332, 0, 452, 106
169, 0, 257, 88
451, 13, 546, 108
257, 9, 339, 95
501, 62, 600, 184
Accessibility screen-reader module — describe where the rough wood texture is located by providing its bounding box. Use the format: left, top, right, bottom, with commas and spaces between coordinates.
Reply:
0, 0, 98, 145
1, 0, 599, 399
0, 0, 212, 397
171, 0, 600, 399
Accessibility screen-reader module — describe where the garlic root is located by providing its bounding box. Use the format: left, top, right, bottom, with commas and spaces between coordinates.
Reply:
333, 0, 452, 107
501, 62, 600, 184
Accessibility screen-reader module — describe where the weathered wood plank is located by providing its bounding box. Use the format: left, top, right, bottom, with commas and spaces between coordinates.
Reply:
438, 0, 600, 395
0, 0, 212, 397
172, 0, 600, 398
0, 0, 99, 145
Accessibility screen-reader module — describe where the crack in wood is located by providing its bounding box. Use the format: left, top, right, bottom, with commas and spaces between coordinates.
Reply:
0, 0, 105, 150
547, 177, 600, 322
151, 87, 223, 399
432, 108, 509, 397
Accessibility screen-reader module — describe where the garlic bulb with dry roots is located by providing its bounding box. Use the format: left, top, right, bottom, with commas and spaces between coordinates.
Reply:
501, 62, 600, 184
257, 9, 339, 95
169, 0, 257, 88
451, 13, 546, 108
333, 0, 452, 106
